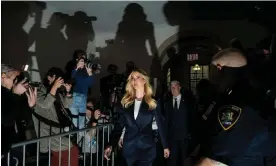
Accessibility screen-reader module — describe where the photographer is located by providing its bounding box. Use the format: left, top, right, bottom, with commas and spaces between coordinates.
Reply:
69, 50, 98, 130
33, 67, 78, 166
1, 64, 37, 165
80, 98, 101, 164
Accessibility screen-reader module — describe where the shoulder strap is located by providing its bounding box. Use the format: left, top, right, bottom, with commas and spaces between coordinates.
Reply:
202, 101, 217, 120
32, 111, 64, 128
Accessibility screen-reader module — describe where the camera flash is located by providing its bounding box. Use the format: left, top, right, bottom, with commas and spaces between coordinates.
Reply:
24, 65, 29, 71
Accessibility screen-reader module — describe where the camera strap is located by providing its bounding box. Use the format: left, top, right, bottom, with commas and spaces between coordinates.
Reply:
33, 93, 74, 129
32, 111, 65, 128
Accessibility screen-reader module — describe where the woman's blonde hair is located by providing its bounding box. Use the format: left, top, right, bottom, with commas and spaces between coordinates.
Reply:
121, 69, 157, 110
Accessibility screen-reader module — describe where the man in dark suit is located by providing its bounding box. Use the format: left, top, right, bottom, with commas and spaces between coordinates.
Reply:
164, 80, 196, 166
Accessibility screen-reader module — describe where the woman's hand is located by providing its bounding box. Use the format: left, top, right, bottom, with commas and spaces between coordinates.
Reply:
64, 83, 72, 93
104, 146, 112, 160
25, 87, 37, 108
12, 78, 29, 95
118, 139, 123, 148
86, 65, 93, 76
164, 148, 170, 158
53, 77, 64, 89
76, 58, 85, 70
50, 77, 64, 96
94, 109, 101, 120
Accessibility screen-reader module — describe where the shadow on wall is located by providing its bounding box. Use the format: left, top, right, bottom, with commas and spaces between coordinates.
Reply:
1, 1, 37, 70
2, 1, 164, 97
31, 10, 96, 77
96, 3, 162, 82
2, 1, 97, 79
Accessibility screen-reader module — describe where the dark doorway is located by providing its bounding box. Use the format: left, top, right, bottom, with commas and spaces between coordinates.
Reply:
161, 35, 221, 92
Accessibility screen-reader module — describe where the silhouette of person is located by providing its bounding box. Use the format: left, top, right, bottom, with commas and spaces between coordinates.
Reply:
100, 64, 121, 110
34, 12, 69, 77
150, 54, 163, 98
66, 11, 96, 55
114, 3, 158, 75
163, 47, 179, 85
2, 2, 31, 69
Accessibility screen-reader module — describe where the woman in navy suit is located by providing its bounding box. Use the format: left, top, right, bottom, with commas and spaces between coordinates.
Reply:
104, 68, 170, 166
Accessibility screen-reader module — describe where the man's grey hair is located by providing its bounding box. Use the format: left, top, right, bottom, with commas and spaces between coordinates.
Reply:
1, 64, 18, 73
170, 80, 181, 86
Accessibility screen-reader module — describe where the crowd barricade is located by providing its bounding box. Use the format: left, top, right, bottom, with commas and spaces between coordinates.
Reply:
5, 123, 115, 166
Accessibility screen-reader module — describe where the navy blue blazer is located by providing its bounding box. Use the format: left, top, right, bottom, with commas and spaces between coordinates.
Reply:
109, 99, 168, 160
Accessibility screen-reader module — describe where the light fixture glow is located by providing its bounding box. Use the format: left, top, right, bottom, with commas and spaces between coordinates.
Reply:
192, 64, 201, 71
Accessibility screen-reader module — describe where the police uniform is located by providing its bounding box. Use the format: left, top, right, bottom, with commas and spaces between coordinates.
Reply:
202, 81, 273, 166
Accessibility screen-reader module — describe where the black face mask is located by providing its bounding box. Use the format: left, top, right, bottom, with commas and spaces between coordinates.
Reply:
218, 66, 247, 79
214, 66, 248, 93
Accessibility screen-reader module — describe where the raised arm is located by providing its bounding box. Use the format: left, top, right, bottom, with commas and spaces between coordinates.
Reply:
35, 87, 58, 121
36, 86, 56, 110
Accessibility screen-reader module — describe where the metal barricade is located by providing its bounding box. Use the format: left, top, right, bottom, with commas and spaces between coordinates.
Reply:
4, 124, 114, 166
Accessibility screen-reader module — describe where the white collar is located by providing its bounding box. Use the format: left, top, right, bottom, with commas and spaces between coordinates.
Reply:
173, 94, 181, 100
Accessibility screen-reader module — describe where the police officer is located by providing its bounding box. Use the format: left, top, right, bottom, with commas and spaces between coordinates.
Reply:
196, 48, 276, 166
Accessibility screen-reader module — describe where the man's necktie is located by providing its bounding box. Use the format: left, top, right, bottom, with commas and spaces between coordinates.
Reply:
174, 98, 178, 110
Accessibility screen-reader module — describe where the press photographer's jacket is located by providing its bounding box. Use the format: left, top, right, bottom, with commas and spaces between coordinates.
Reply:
32, 85, 73, 152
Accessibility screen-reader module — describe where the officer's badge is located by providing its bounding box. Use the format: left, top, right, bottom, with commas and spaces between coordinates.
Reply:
218, 105, 242, 130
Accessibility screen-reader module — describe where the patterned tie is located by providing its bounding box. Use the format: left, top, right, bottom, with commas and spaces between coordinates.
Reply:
174, 98, 178, 110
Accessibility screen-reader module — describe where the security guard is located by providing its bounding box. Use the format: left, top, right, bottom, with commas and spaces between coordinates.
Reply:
196, 48, 276, 166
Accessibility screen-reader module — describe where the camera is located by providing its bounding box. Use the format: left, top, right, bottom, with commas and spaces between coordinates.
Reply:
15, 72, 41, 88
29, 82, 41, 87
77, 56, 101, 73
85, 59, 100, 71
56, 78, 75, 96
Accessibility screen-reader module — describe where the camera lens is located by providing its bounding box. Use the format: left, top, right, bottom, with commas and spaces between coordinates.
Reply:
86, 62, 93, 69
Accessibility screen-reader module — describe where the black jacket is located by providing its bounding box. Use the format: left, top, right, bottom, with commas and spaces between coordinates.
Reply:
1, 86, 32, 155
163, 90, 197, 137
109, 100, 168, 161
